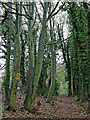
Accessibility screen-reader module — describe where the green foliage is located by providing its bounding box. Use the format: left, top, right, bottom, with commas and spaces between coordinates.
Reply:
55, 65, 68, 95
67, 2, 89, 100
1, 25, 6, 35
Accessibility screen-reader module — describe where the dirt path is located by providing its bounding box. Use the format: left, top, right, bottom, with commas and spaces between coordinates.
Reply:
2, 93, 89, 119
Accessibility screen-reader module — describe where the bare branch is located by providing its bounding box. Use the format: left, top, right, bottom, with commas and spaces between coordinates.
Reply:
47, 3, 65, 21
40, 2, 44, 9
48, 2, 59, 20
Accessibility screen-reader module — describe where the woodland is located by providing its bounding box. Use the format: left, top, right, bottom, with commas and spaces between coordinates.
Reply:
0, 1, 90, 119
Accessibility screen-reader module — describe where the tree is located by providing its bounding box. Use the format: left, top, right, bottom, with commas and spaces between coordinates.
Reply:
47, 18, 56, 102
9, 3, 21, 110
24, 2, 34, 110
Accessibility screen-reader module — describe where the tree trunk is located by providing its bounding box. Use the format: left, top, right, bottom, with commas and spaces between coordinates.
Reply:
4, 33, 11, 105
24, 2, 34, 110
47, 19, 55, 102
31, 2, 48, 106
9, 3, 20, 110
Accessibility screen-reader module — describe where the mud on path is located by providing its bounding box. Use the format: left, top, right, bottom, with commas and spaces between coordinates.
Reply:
2, 92, 90, 119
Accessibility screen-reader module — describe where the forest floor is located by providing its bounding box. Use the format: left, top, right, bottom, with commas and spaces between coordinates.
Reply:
2, 92, 90, 119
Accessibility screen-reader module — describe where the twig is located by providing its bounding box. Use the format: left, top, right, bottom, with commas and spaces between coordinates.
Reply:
48, 2, 59, 20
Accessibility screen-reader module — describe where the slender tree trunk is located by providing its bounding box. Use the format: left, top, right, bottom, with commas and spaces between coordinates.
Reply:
19, 2, 25, 92
71, 57, 74, 96
9, 3, 20, 110
24, 2, 34, 110
47, 19, 55, 102
31, 2, 48, 106
4, 33, 11, 104
4, 2, 13, 105
20, 33, 25, 91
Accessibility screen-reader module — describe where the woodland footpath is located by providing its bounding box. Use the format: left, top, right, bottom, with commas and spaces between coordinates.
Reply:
0, 1, 90, 119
